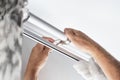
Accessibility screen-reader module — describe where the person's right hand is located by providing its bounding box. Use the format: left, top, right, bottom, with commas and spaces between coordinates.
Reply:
64, 28, 98, 54
64, 28, 120, 80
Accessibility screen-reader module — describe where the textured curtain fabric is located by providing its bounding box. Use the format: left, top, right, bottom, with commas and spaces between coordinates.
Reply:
73, 58, 107, 80
0, 0, 28, 80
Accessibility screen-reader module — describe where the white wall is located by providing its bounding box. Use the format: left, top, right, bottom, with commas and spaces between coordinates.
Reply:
27, 0, 120, 60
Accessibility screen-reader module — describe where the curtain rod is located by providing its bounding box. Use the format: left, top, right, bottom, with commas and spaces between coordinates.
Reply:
28, 12, 67, 41
23, 12, 91, 61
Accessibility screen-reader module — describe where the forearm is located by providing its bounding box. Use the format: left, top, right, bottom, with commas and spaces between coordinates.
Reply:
24, 57, 46, 80
64, 28, 120, 80
90, 43, 120, 80
24, 64, 38, 80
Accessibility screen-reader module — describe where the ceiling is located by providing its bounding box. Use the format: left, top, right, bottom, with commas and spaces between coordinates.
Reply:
27, 0, 120, 60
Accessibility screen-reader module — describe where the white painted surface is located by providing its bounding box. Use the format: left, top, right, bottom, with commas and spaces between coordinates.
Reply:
27, 0, 120, 60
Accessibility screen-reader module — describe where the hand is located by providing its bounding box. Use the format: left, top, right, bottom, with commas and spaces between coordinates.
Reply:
64, 28, 98, 54
28, 37, 54, 71
24, 37, 54, 80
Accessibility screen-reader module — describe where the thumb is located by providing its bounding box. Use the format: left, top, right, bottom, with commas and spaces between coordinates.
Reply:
64, 28, 75, 41
43, 46, 50, 56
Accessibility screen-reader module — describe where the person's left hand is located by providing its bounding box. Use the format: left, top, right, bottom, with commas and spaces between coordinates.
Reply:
27, 37, 54, 72
24, 37, 54, 80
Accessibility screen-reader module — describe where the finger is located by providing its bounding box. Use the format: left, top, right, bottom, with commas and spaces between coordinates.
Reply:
42, 37, 55, 43
34, 43, 44, 51
64, 28, 76, 41
43, 46, 50, 55
73, 29, 81, 36
42, 37, 54, 51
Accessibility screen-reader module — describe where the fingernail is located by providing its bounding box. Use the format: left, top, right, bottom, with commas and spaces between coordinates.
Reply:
46, 38, 54, 43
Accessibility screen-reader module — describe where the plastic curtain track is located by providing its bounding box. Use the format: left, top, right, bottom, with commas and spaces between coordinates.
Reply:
23, 12, 91, 61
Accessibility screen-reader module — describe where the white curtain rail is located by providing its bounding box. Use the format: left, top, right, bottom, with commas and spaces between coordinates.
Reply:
23, 27, 80, 61
28, 12, 67, 41
23, 12, 91, 61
